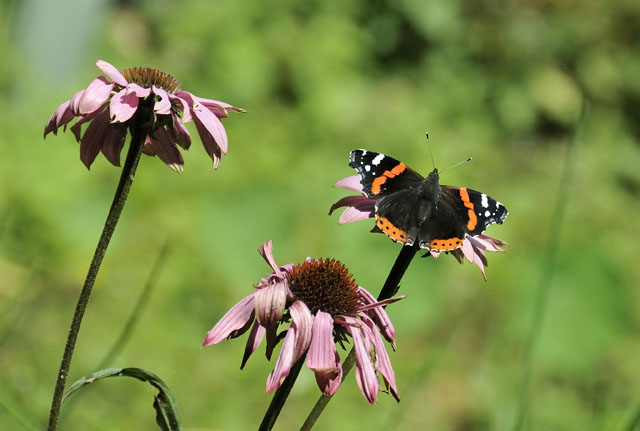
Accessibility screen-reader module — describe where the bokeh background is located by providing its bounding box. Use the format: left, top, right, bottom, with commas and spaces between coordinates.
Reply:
1, 0, 639, 429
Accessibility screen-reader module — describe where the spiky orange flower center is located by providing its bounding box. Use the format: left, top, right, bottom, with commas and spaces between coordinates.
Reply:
121, 67, 181, 93
287, 259, 359, 316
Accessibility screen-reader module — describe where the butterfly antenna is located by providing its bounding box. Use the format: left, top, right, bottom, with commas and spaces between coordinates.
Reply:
425, 132, 436, 169
441, 157, 472, 173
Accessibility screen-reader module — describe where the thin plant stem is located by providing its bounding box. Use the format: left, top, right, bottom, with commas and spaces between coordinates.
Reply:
512, 100, 585, 430
300, 244, 419, 431
47, 123, 148, 431
258, 356, 306, 431
58, 240, 171, 422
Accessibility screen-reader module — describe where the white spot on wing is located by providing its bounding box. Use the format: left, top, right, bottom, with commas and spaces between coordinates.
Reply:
372, 154, 385, 166
365, 165, 371, 172
485, 210, 491, 217
481, 194, 489, 208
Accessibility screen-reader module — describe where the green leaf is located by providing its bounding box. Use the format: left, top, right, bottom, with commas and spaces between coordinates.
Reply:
62, 367, 182, 430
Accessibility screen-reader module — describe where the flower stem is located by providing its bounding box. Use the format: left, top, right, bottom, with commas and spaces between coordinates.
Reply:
300, 244, 419, 431
258, 355, 306, 431
47, 124, 148, 431
376, 244, 420, 301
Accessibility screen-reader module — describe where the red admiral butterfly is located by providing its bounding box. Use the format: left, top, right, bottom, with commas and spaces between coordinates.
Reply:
349, 150, 508, 251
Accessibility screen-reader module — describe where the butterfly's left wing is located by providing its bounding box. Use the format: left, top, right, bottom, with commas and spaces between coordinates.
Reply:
349, 150, 424, 199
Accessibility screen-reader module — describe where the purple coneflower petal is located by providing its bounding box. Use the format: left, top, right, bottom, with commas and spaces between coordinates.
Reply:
100, 127, 125, 166
334, 175, 364, 193
78, 77, 113, 115
289, 300, 314, 362
44, 99, 74, 137
254, 281, 286, 355
329, 195, 375, 221
171, 94, 192, 122
193, 106, 229, 154
147, 128, 185, 172
95, 59, 128, 86
109, 88, 139, 123
79, 110, 112, 169
266, 327, 296, 393
241, 321, 265, 369
194, 95, 246, 116
203, 293, 256, 346
258, 240, 282, 276
152, 86, 172, 115
344, 316, 379, 404
356, 286, 396, 345
307, 311, 343, 396
362, 315, 399, 401
171, 114, 191, 150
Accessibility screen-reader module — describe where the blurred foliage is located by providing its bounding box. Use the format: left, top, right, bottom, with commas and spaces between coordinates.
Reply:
1, 0, 639, 429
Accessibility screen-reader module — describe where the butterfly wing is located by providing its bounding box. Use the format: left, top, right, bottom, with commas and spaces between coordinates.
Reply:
349, 150, 424, 199
441, 186, 508, 236
416, 185, 508, 251
349, 150, 425, 245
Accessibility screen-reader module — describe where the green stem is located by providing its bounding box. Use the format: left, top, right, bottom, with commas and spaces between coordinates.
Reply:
47, 124, 148, 431
300, 244, 419, 431
258, 356, 306, 431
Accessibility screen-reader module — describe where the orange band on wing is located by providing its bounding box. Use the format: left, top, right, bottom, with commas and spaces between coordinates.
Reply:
371, 163, 407, 195
428, 237, 464, 251
376, 215, 409, 243
458, 187, 477, 231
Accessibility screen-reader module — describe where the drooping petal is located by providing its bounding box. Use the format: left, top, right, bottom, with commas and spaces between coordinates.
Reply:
171, 113, 191, 150
95, 59, 128, 86
362, 315, 399, 402
77, 77, 113, 115
334, 175, 365, 193
203, 293, 256, 346
289, 300, 314, 362
109, 88, 139, 123
258, 240, 282, 276
152, 86, 172, 115
356, 286, 396, 344
344, 316, 378, 403
170, 94, 192, 123
254, 282, 287, 354
306, 311, 343, 396
44, 98, 76, 137
100, 126, 125, 166
197, 96, 245, 117
266, 326, 296, 393
329, 195, 375, 223
70, 107, 104, 143
459, 237, 488, 280
79, 109, 112, 169
69, 89, 85, 114
193, 115, 223, 168
241, 321, 265, 369
340, 203, 376, 224
176, 91, 245, 118
147, 127, 185, 172
193, 105, 228, 153
469, 234, 508, 253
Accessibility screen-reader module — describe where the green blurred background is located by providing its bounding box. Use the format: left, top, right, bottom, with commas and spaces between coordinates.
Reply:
1, 0, 639, 429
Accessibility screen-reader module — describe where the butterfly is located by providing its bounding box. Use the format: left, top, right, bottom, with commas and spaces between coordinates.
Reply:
349, 150, 508, 251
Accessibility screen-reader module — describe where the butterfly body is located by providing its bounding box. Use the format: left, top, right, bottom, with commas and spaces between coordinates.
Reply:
349, 150, 508, 251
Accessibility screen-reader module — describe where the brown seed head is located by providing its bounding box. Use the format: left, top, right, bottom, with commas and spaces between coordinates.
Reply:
287, 259, 359, 316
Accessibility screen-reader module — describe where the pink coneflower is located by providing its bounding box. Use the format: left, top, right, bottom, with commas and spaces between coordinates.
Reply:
44, 59, 244, 171
203, 240, 404, 404
329, 175, 508, 280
